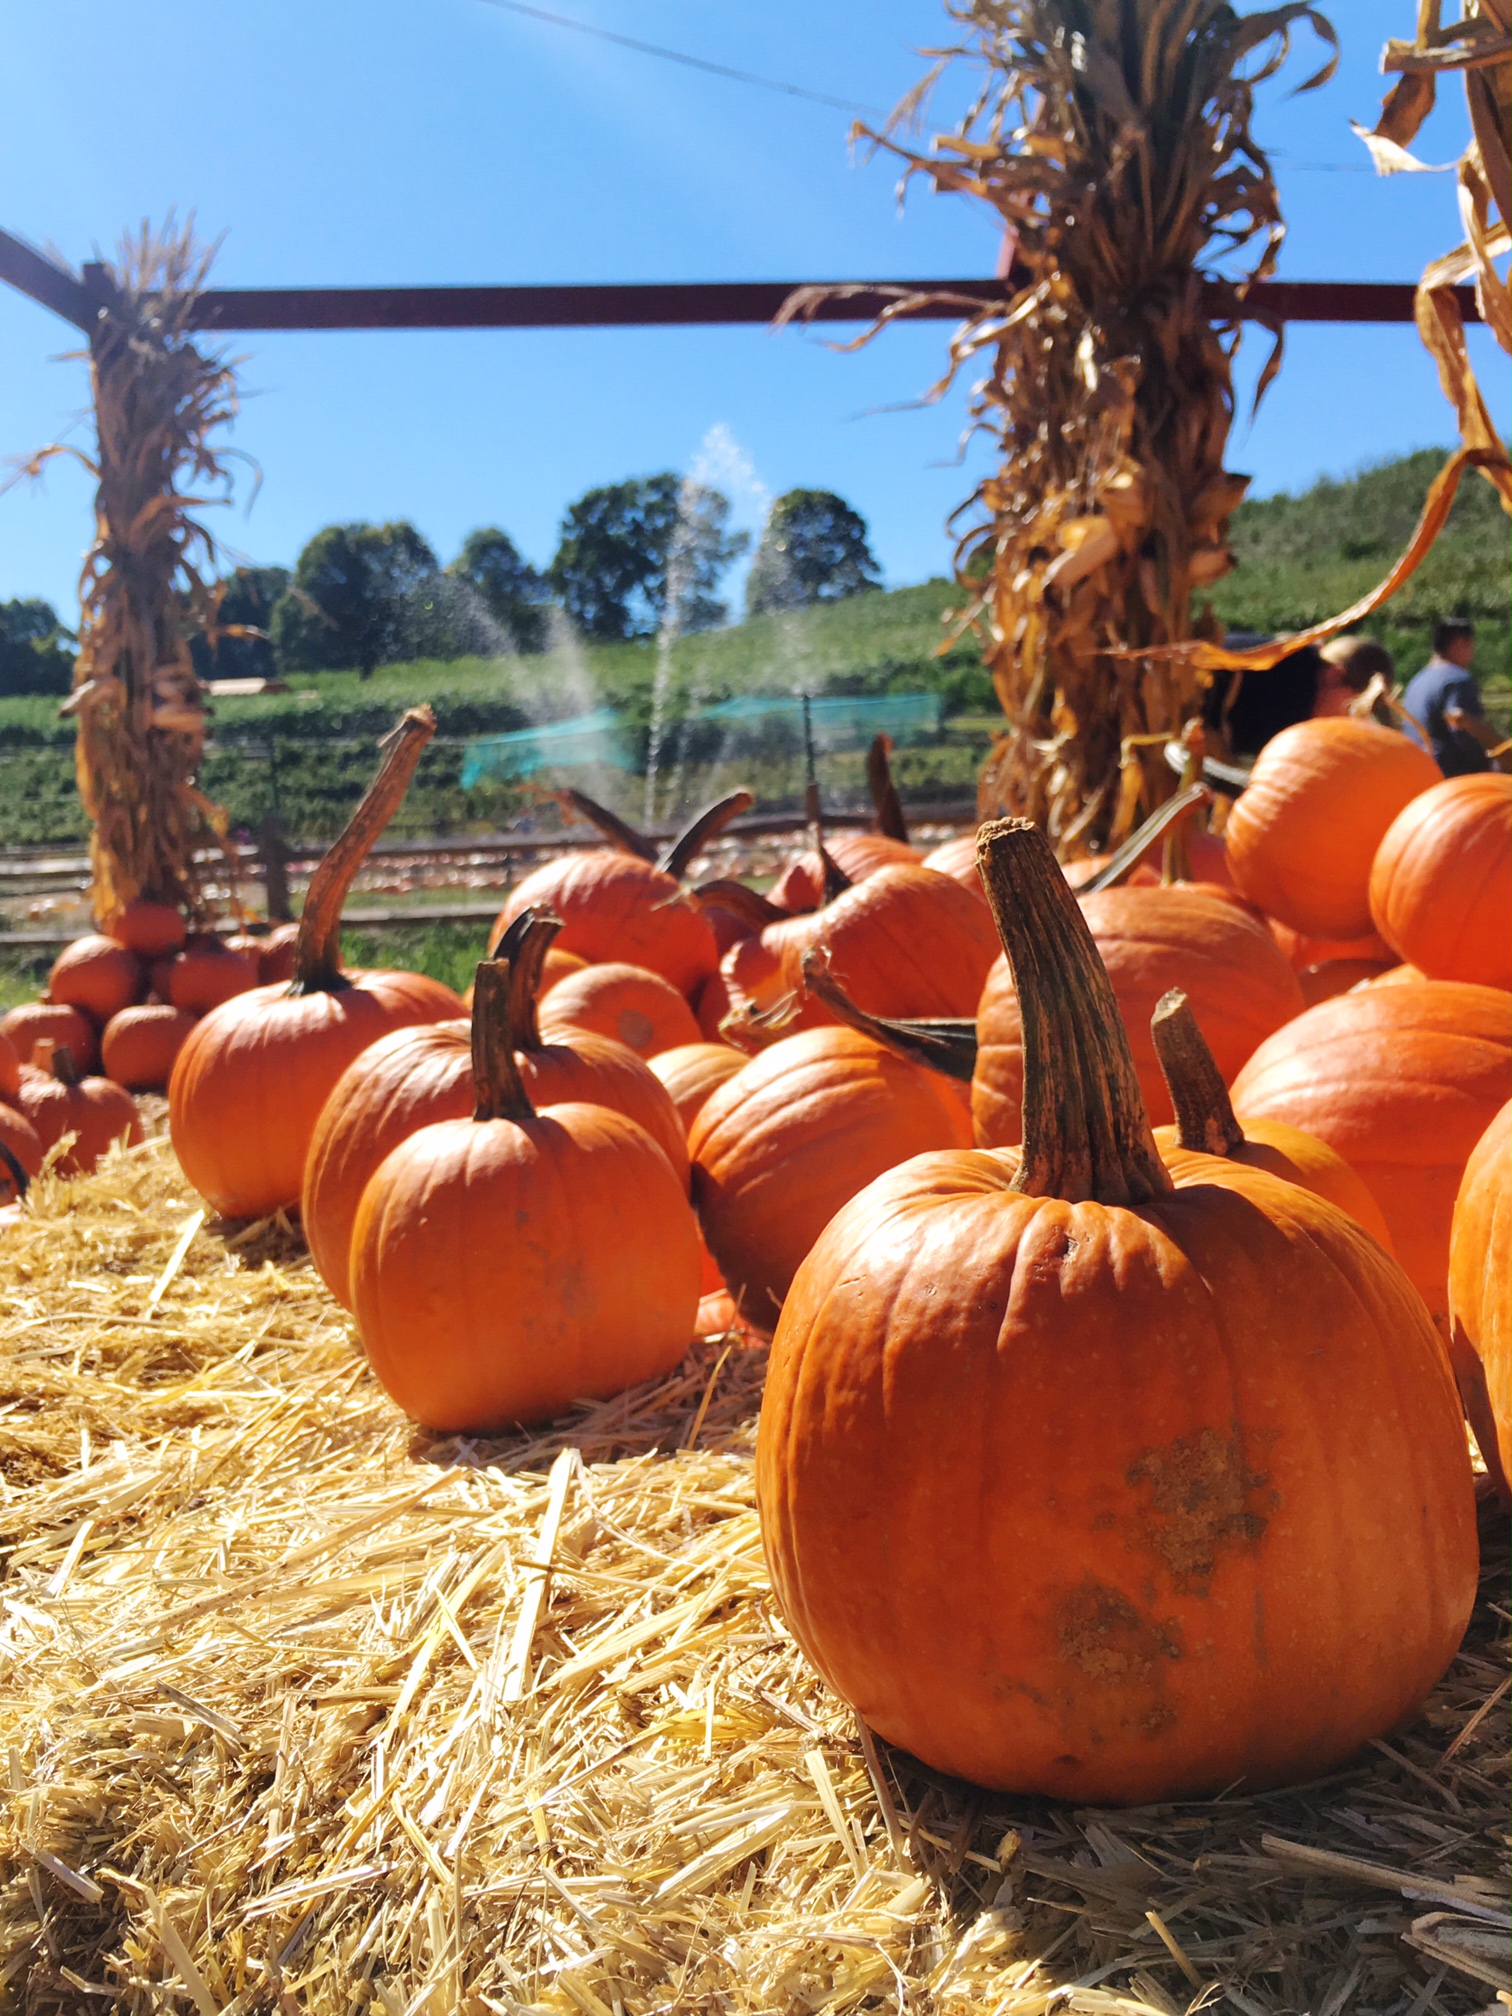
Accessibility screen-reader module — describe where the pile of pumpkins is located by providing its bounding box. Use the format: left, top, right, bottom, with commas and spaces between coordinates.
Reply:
15, 705, 1512, 1806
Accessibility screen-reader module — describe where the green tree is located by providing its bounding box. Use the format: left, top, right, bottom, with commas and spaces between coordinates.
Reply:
0, 598, 75, 697
549, 475, 745, 641
271, 522, 438, 676
447, 528, 549, 653
745, 490, 881, 617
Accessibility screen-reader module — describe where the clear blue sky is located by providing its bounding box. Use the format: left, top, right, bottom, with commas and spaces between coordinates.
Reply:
1, 0, 1506, 620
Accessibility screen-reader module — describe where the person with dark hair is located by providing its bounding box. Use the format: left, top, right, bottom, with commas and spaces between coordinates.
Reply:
1400, 618, 1502, 775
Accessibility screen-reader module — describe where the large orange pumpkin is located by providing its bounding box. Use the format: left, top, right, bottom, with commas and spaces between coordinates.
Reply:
1369, 772, 1511, 990
169, 709, 463, 1220
17, 1045, 143, 1176
350, 961, 702, 1431
47, 934, 145, 1024
102, 1005, 198, 1091
690, 1025, 973, 1326
0, 1002, 101, 1076
1225, 719, 1440, 939
303, 913, 689, 1310
757, 820, 1476, 1802
974, 883, 1304, 1145
648, 1042, 747, 1136
1447, 1101, 1510, 1498
1231, 981, 1512, 1328
1148, 989, 1392, 1248
487, 790, 750, 998
536, 960, 702, 1059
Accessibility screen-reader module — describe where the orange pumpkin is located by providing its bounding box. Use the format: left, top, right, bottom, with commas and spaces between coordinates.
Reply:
0, 1101, 43, 1186
152, 934, 259, 1014
1231, 981, 1512, 1329
47, 934, 145, 1024
536, 961, 703, 1059
974, 883, 1304, 1145
350, 960, 702, 1431
487, 790, 750, 998
1268, 920, 1393, 971
648, 1042, 747, 1136
1369, 772, 1511, 990
690, 1025, 973, 1326
303, 913, 688, 1310
769, 831, 920, 912
1225, 719, 1440, 939
169, 709, 463, 1220
255, 923, 300, 987
1448, 1101, 1510, 1497
920, 830, 984, 895
102, 1005, 199, 1091
773, 864, 1001, 1022
18, 1045, 143, 1176
1295, 957, 1398, 1007
757, 820, 1476, 1802
0, 1029, 20, 1104
0, 1002, 101, 1076
105, 899, 186, 960
1148, 989, 1392, 1248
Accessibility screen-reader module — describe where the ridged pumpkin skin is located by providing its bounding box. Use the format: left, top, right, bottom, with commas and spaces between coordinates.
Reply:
649, 1042, 747, 1136
1157, 1120, 1393, 1250
1226, 719, 1440, 939
1230, 981, 1512, 1327
920, 831, 983, 894
771, 864, 1002, 1022
1369, 773, 1511, 990
489, 852, 717, 998
47, 935, 145, 1024
758, 1150, 1476, 1802
170, 970, 462, 1219
973, 887, 1304, 1145
18, 1066, 143, 1176
537, 961, 703, 1059
102, 1005, 198, 1090
690, 1026, 973, 1326
0, 1003, 101, 1076
303, 1015, 689, 1309
1447, 1101, 1510, 1496
352, 1102, 701, 1431
770, 833, 920, 912
105, 899, 186, 960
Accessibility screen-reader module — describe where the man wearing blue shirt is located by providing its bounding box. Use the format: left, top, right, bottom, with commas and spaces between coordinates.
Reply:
1400, 619, 1503, 776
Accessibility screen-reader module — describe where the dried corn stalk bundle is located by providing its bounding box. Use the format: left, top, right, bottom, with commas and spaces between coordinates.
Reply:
789, 3, 1334, 852
23, 223, 240, 929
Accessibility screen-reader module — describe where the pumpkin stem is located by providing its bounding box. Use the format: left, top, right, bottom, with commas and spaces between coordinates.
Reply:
866, 733, 909, 844
51, 1043, 82, 1088
1150, 989, 1245, 1157
691, 878, 789, 931
470, 958, 537, 1124
977, 819, 1171, 1207
291, 706, 436, 996
555, 787, 657, 863
1077, 781, 1210, 896
800, 948, 978, 1082
658, 790, 755, 880
803, 781, 854, 903
1160, 724, 1206, 885
496, 907, 562, 1052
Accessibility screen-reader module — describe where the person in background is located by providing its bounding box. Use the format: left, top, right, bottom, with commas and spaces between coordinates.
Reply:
1400, 618, 1504, 775
1315, 635, 1396, 720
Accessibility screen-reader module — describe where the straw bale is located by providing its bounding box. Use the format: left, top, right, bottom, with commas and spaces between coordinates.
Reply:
0, 1142, 1506, 2013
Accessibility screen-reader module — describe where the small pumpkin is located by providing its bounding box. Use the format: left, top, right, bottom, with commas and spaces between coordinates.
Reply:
152, 934, 259, 1013
648, 1042, 747, 1136
0, 1101, 43, 1186
1295, 957, 1398, 1007
0, 1029, 20, 1104
1149, 989, 1392, 1248
1369, 772, 1511, 990
255, 922, 300, 987
1225, 719, 1440, 939
770, 863, 1001, 1024
0, 1002, 101, 1076
350, 960, 702, 1432
18, 1044, 143, 1176
102, 1004, 199, 1091
536, 960, 703, 1059
105, 898, 186, 960
47, 934, 145, 1024
1447, 1101, 1510, 1498
690, 1025, 973, 1326
488, 789, 751, 998
1267, 920, 1393, 971
303, 912, 689, 1310
1231, 980, 1512, 1328
170, 709, 463, 1220
757, 819, 1476, 1802
0, 1124, 32, 1206
769, 739, 920, 910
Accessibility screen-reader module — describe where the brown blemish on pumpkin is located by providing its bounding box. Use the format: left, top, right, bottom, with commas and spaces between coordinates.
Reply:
1125, 1427, 1273, 1594
1054, 1578, 1183, 1688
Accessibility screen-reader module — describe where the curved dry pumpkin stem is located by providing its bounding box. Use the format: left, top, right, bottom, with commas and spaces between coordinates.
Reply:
658, 790, 755, 880
491, 907, 563, 1052
1150, 988, 1245, 1158
1077, 781, 1211, 896
866, 734, 909, 844
692, 879, 789, 930
470, 959, 537, 1124
802, 781, 854, 903
0, 1135, 29, 1200
556, 787, 657, 862
800, 948, 977, 1082
977, 818, 1170, 1207
292, 706, 436, 996
51, 1044, 82, 1089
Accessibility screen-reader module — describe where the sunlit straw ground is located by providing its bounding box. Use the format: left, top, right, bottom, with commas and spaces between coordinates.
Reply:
0, 1138, 1506, 2015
